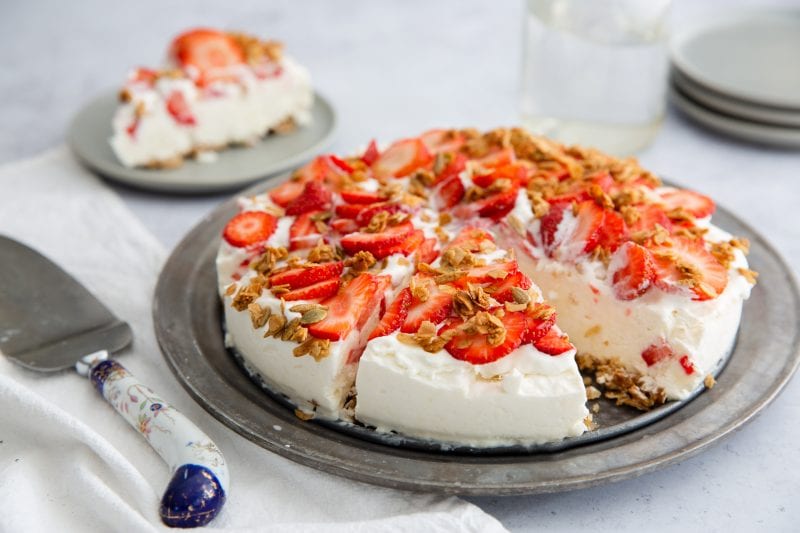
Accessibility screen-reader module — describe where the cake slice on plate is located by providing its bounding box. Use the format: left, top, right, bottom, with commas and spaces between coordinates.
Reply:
110, 28, 313, 169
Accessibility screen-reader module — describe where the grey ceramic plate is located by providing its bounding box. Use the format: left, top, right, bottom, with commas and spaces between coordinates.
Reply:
154, 175, 800, 494
671, 10, 800, 109
670, 85, 800, 149
67, 90, 337, 194
671, 69, 800, 128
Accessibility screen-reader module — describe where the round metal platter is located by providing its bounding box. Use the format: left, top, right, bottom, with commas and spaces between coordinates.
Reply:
153, 174, 800, 494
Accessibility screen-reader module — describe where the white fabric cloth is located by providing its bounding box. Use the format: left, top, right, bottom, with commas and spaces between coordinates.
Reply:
0, 149, 507, 533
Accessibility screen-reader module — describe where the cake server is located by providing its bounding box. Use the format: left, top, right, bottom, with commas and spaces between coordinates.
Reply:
0, 235, 228, 528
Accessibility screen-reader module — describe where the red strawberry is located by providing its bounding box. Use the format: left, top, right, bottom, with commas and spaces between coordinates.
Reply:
416, 238, 440, 264
223, 211, 278, 247
269, 179, 306, 207
679, 355, 696, 375
355, 203, 404, 226
522, 307, 557, 344
447, 227, 495, 253
458, 261, 519, 285
281, 278, 340, 301
625, 204, 673, 236
269, 261, 343, 290
610, 242, 657, 300
361, 140, 380, 166
369, 288, 412, 340
433, 152, 468, 184
473, 185, 520, 219
533, 328, 573, 356
420, 129, 465, 154
340, 222, 414, 259
330, 218, 359, 235
340, 189, 387, 204
649, 237, 728, 300
538, 201, 570, 255
570, 201, 607, 255
285, 181, 332, 216
485, 270, 532, 303
472, 164, 527, 188
442, 311, 526, 364
387, 229, 425, 256
289, 211, 324, 251
334, 203, 367, 219
131, 67, 158, 85
401, 278, 454, 333
595, 208, 627, 253
170, 29, 244, 83
658, 189, 715, 219
166, 91, 196, 126
475, 147, 516, 169
308, 273, 382, 341
436, 175, 465, 208
329, 155, 354, 174
371, 138, 433, 178
641, 340, 672, 366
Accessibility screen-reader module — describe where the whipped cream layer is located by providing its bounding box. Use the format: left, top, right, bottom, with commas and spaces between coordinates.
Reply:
110, 57, 312, 167
355, 331, 588, 446
502, 217, 752, 400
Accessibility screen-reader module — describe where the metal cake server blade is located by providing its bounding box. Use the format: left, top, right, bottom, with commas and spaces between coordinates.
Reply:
0, 235, 228, 527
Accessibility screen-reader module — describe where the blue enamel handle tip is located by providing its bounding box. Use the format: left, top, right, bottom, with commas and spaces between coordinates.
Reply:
159, 464, 226, 528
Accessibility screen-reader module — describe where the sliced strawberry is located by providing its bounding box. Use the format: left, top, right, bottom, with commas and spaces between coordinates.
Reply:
538, 201, 570, 255
361, 140, 380, 166
447, 227, 495, 253
472, 164, 527, 188
433, 152, 468, 184
436, 175, 465, 208
473, 185, 520, 219
330, 218, 359, 235
533, 328, 573, 356
289, 211, 324, 251
641, 339, 672, 366
442, 311, 526, 364
269, 261, 344, 290
281, 278, 340, 301
569, 201, 606, 255
308, 274, 381, 341
386, 229, 424, 257
354, 203, 404, 226
485, 270, 532, 303
610, 242, 657, 300
131, 67, 158, 86
475, 147, 516, 169
340, 222, 414, 259
369, 288, 412, 340
285, 181, 332, 216
522, 307, 557, 344
595, 208, 627, 253
420, 129, 465, 154
401, 279, 453, 333
329, 155, 354, 174
658, 189, 715, 219
416, 238, 440, 264
166, 91, 196, 126
223, 211, 278, 247
649, 237, 728, 300
340, 189, 387, 204
170, 28, 244, 83
625, 204, 673, 235
269, 179, 306, 207
371, 138, 433, 178
679, 355, 696, 375
457, 261, 519, 286
334, 203, 367, 219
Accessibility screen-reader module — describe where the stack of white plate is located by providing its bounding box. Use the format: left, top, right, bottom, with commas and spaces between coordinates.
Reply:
669, 10, 800, 148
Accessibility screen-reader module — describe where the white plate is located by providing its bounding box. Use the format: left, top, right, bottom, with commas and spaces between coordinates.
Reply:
671, 68, 800, 128
68, 90, 337, 194
671, 10, 800, 109
670, 84, 800, 149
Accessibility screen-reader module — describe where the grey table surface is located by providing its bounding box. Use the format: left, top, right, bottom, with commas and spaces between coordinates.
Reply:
2, 0, 799, 531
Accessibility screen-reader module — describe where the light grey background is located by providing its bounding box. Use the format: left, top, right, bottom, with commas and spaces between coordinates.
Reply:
2, 0, 799, 531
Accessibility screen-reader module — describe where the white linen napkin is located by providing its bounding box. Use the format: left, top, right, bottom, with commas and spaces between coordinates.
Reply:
0, 148, 507, 533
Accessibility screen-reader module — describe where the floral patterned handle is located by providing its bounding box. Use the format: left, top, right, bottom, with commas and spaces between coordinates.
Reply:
76, 351, 229, 528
